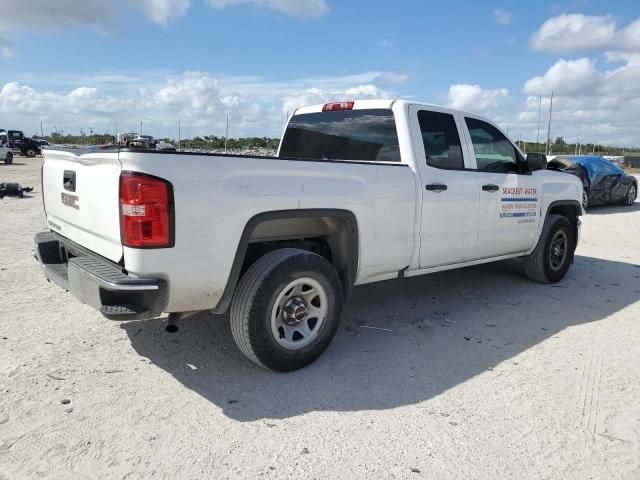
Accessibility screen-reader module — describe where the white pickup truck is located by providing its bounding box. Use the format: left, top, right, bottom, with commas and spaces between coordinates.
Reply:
35, 100, 583, 371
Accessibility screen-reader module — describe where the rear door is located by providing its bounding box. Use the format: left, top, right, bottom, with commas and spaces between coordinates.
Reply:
42, 149, 123, 262
409, 106, 480, 268
462, 116, 541, 258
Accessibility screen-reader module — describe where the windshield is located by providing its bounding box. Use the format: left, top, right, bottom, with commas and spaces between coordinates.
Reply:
279, 109, 401, 162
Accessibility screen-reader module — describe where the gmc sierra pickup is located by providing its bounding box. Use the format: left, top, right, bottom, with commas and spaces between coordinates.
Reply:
35, 100, 583, 371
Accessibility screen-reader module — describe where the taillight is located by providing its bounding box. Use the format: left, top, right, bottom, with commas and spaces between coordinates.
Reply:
119, 171, 174, 248
322, 101, 354, 112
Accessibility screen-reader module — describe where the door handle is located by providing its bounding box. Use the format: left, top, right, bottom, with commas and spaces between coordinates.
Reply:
482, 184, 499, 192
63, 170, 76, 192
425, 183, 448, 192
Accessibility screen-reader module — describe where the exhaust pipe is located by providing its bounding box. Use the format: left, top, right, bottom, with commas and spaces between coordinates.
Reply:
165, 311, 201, 333
165, 313, 180, 333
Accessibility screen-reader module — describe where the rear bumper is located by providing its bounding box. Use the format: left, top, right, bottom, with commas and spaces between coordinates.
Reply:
34, 231, 167, 320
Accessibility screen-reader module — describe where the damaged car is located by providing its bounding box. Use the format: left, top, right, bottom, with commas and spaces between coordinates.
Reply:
548, 155, 637, 210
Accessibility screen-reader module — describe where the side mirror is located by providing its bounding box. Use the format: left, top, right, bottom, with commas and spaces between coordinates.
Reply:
526, 152, 547, 172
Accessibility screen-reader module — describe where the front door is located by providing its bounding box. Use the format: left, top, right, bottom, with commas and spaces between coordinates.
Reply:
410, 106, 480, 268
463, 116, 541, 258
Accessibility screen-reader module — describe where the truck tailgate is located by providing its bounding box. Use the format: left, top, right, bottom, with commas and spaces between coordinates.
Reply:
42, 149, 123, 262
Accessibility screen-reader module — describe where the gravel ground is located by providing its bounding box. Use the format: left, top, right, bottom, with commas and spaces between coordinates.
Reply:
1, 157, 639, 479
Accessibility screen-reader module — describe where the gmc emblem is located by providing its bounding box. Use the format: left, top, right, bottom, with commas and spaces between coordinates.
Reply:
61, 192, 80, 210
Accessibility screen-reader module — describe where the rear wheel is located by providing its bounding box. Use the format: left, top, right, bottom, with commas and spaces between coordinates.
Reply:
229, 248, 343, 372
523, 214, 575, 284
25, 148, 37, 158
623, 184, 636, 206
4, 152, 12, 164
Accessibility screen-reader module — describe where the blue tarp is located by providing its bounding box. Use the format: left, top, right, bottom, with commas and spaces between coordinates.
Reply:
564, 155, 623, 181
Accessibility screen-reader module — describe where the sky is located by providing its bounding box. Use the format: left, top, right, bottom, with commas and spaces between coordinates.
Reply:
0, 0, 639, 146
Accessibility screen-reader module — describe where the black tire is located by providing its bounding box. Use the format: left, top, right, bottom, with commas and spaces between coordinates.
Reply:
623, 183, 636, 206
229, 248, 343, 372
25, 148, 37, 158
523, 214, 575, 284
4, 152, 12, 164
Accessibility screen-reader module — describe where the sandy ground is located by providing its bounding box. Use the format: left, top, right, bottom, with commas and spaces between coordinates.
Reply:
1, 157, 639, 480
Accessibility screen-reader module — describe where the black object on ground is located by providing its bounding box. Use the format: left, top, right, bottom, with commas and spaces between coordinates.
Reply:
0, 183, 33, 199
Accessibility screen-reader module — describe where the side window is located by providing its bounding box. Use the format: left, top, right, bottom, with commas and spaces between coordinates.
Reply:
418, 110, 464, 169
465, 117, 518, 173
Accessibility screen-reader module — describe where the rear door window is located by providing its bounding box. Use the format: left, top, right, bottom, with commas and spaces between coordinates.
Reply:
418, 110, 464, 169
279, 109, 401, 162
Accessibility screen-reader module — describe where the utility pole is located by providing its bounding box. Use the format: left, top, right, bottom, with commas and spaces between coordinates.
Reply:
224, 114, 229, 154
140, 121, 143, 136
546, 91, 554, 155
40, 121, 44, 139
177, 120, 181, 151
536, 95, 542, 146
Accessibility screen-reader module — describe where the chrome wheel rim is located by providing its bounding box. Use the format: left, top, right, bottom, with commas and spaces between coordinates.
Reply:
549, 230, 568, 271
628, 186, 636, 205
270, 277, 328, 350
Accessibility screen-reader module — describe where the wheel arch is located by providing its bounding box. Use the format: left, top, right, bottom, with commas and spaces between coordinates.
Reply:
540, 200, 582, 254
213, 209, 359, 314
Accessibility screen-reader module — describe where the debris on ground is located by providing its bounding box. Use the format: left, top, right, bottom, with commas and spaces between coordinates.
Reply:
0, 183, 33, 199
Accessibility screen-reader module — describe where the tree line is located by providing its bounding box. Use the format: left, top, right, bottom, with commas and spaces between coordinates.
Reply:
34, 132, 280, 151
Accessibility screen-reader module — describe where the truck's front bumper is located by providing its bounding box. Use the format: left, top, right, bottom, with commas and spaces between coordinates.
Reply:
34, 231, 167, 320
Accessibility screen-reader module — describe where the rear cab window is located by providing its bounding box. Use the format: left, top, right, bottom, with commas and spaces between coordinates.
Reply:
279, 109, 401, 162
418, 110, 464, 170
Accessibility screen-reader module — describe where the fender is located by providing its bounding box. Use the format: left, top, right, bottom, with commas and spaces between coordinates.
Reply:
529, 199, 582, 256
212, 209, 359, 314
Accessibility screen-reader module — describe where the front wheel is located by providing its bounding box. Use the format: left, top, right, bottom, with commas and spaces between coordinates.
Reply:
4, 152, 12, 164
623, 184, 636, 206
582, 188, 589, 210
229, 248, 343, 372
523, 214, 575, 284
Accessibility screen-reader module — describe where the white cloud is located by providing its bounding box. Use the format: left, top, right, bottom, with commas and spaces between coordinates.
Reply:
446, 84, 509, 112
205, 0, 329, 19
494, 9, 512, 27
531, 13, 640, 52
140, 0, 191, 25
523, 58, 602, 96
0, 0, 191, 57
0, 34, 14, 58
515, 55, 640, 146
0, 0, 189, 32
0, 70, 402, 138
282, 84, 388, 115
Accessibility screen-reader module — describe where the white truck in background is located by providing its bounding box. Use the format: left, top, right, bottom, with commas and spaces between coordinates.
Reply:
35, 100, 583, 371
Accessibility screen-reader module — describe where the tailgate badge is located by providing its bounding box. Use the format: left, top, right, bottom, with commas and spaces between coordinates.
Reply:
61, 192, 80, 210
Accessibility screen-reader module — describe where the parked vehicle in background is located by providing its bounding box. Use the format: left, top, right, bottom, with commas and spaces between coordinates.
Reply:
35, 99, 584, 371
21, 137, 42, 157
548, 155, 637, 209
0, 138, 13, 164
0, 129, 41, 157
156, 141, 176, 152
36, 139, 51, 147
134, 135, 157, 148
0, 129, 24, 151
